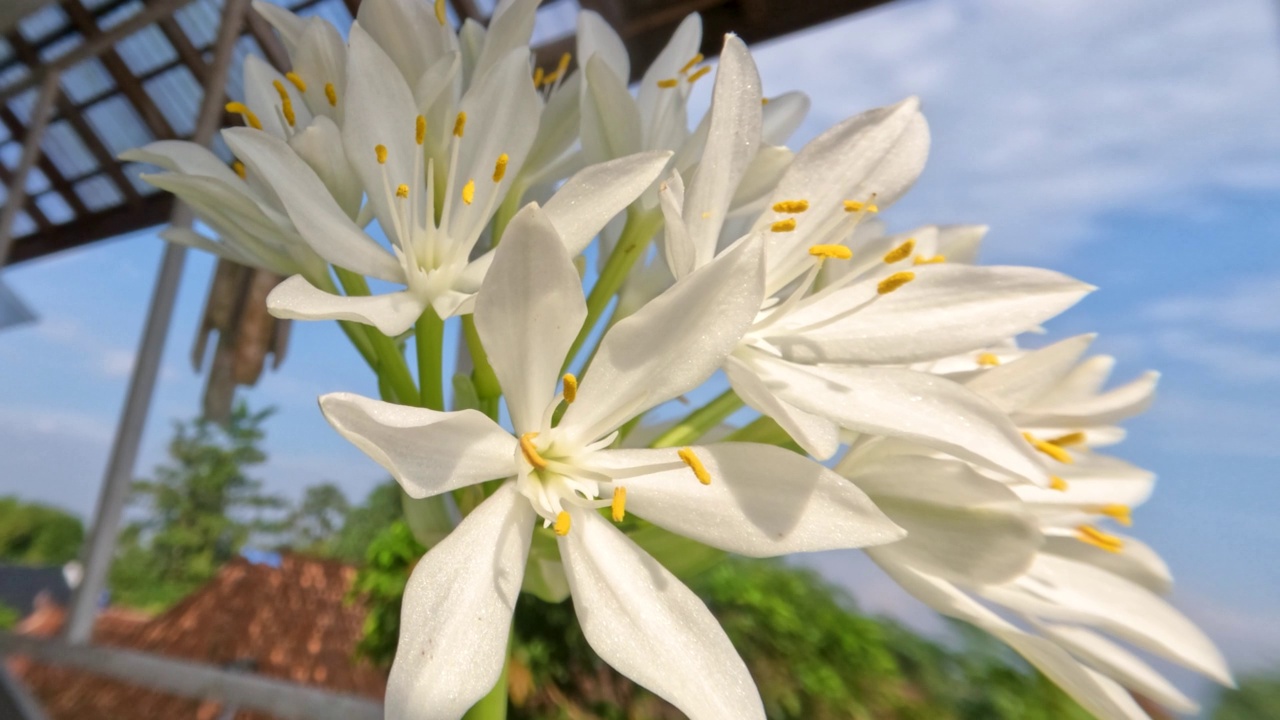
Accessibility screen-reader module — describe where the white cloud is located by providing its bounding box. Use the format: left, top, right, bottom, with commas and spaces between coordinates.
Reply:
1143, 276, 1280, 335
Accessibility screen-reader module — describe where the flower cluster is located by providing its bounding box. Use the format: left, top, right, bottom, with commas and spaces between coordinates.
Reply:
128, 1, 1230, 718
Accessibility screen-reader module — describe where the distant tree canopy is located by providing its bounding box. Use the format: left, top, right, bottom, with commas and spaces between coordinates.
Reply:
1212, 668, 1280, 719
0, 496, 84, 565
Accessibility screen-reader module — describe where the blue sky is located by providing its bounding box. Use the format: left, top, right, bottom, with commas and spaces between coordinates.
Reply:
1, 0, 1278, 710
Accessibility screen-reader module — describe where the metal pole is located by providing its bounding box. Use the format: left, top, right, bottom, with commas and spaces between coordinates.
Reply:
0, 70, 61, 263
64, 0, 253, 644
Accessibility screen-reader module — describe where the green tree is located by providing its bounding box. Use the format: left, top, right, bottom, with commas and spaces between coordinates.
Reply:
0, 496, 84, 565
330, 480, 404, 563
283, 482, 351, 556
1213, 668, 1280, 719
109, 401, 285, 610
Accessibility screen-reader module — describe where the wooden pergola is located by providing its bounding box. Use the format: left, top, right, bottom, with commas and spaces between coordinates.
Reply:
0, 0, 890, 717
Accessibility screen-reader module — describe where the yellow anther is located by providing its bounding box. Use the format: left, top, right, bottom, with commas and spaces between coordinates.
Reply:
562, 373, 577, 403
679, 53, 704, 74
554, 511, 571, 536
877, 271, 915, 295
1023, 432, 1073, 464
772, 199, 810, 214
519, 432, 548, 470
678, 447, 711, 485
542, 69, 561, 85
532, 67, 545, 87
657, 78, 679, 89
415, 115, 426, 146
453, 111, 467, 138
1048, 431, 1087, 447
461, 179, 476, 205
324, 82, 337, 107
914, 254, 946, 265
396, 184, 409, 198
611, 487, 627, 522
977, 353, 1001, 367
225, 102, 262, 130
272, 80, 296, 126
434, 0, 446, 25
1098, 504, 1133, 527
688, 66, 712, 84
1049, 476, 1070, 492
375, 144, 388, 164
1076, 525, 1124, 553
285, 71, 307, 93
232, 160, 246, 179
556, 52, 571, 77
883, 239, 916, 264
771, 218, 797, 233
809, 244, 853, 260
493, 153, 509, 182
843, 199, 879, 214
761, 97, 770, 105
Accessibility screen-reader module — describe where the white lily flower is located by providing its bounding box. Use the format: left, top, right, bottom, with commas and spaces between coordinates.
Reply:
318, 203, 903, 719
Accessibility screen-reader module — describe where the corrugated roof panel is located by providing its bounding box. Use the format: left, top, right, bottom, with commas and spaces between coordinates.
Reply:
84, 94, 153, 155
38, 29, 82, 63
0, 37, 15, 66
11, 210, 36, 238
17, 4, 69, 44
5, 87, 39, 124
74, 173, 125, 211
41, 120, 98, 178
82, 0, 121, 9
115, 23, 177, 76
60, 57, 116, 105
145, 65, 201, 137
33, 190, 75, 223
532, 0, 578, 45
175, 0, 223, 49
0, 141, 18, 170
0, 62, 30, 92
294, 0, 353, 29
24, 166, 51, 195
98, 0, 144, 31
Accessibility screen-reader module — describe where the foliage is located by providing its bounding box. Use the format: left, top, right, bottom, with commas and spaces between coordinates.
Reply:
108, 401, 285, 610
329, 481, 404, 563
1212, 668, 1280, 719
0, 601, 19, 630
283, 482, 351, 556
348, 520, 426, 666
0, 496, 84, 565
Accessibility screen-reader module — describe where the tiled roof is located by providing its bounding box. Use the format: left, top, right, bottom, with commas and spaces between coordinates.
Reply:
10, 554, 387, 720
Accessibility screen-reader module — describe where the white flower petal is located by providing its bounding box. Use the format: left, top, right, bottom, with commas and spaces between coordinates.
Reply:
760, 90, 809, 146
850, 455, 1041, 584
475, 204, 586, 432
268, 274, 426, 336
658, 169, 696, 278
121, 141, 245, 188
729, 144, 793, 210
357, 0, 455, 85
683, 35, 761, 268
935, 224, 987, 264
472, 0, 537, 81
581, 55, 642, 164
724, 353, 840, 459
562, 234, 764, 443
600, 444, 902, 556
158, 226, 252, 265
559, 509, 765, 720
1039, 622, 1200, 714
251, 0, 306, 52
576, 10, 629, 82
966, 334, 1096, 413
770, 264, 1093, 365
522, 73, 582, 184
387, 483, 533, 720
243, 55, 291, 139
223, 128, 403, 281
543, 150, 673, 256
635, 13, 702, 126
1022, 371, 1160, 427
1042, 534, 1173, 596
318, 391, 518, 498
288, 115, 362, 217
294, 18, 348, 121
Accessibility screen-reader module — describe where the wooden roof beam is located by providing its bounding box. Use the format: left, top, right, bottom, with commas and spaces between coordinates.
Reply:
0, 105, 91, 218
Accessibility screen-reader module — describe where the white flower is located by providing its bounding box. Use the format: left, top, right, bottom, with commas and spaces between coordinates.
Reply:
318, 203, 903, 720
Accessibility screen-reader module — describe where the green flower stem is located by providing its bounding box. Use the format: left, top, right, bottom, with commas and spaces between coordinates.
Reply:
723, 415, 805, 453
334, 267, 419, 406
461, 637, 510, 720
561, 208, 663, 374
415, 309, 445, 410
462, 315, 502, 419
649, 389, 744, 448
491, 178, 527, 246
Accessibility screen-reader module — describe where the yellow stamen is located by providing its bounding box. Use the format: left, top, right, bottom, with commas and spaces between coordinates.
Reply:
225, 102, 262, 130
519, 432, 547, 470
285, 71, 307, 93
770, 218, 797, 233
396, 184, 409, 198
556, 52, 571, 77
657, 78, 679, 89
554, 511, 571, 536
687, 66, 712, 84
761, 97, 770, 105
453, 111, 467, 138
434, 0, 446, 25
1098, 504, 1133, 527
375, 144, 388, 164
493, 153, 509, 182
977, 352, 1001, 367
679, 53, 704, 74
272, 80, 296, 126
843, 199, 879, 213
883, 239, 916, 264
914, 254, 946, 265
1049, 476, 1070, 492
809, 244, 853, 260
532, 67, 545, 87
415, 115, 426, 146
1076, 525, 1124, 553
1023, 432, 1073, 464
562, 373, 577, 403
324, 82, 337, 107
678, 447, 711, 485
232, 160, 246, 179
877, 271, 915, 295
542, 69, 561, 85
1048, 431, 1087, 447
461, 179, 475, 205
611, 487, 627, 522
772, 199, 810, 213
